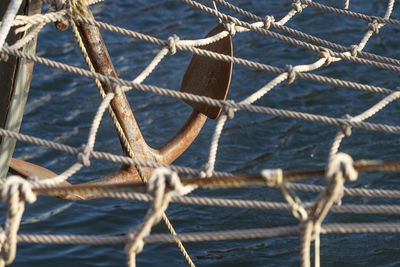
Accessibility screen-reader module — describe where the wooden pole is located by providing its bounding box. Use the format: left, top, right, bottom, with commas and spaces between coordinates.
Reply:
0, 0, 42, 178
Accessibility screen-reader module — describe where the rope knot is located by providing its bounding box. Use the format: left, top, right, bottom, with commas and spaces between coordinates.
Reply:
326, 153, 358, 183
125, 229, 144, 256
0, 44, 9, 62
339, 114, 352, 137
157, 168, 185, 196
263, 16, 275, 30
167, 34, 180, 55
285, 65, 296, 84
111, 83, 122, 96
0, 176, 37, 265
1, 176, 37, 206
200, 163, 213, 178
147, 168, 184, 210
261, 168, 283, 187
292, 0, 303, 13
222, 100, 236, 119
225, 22, 236, 36
77, 144, 91, 167
0, 52, 9, 62
318, 47, 333, 66
368, 19, 380, 34
348, 45, 359, 57
125, 168, 180, 265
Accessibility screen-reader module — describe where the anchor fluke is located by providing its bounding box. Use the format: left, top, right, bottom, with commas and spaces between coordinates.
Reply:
180, 24, 233, 119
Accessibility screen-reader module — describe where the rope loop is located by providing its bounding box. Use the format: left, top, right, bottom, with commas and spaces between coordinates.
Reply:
291, 201, 308, 221
348, 45, 358, 57
263, 16, 275, 30
318, 47, 333, 66
292, 0, 303, 13
368, 19, 380, 34
281, 184, 308, 221
222, 100, 236, 119
225, 22, 236, 36
339, 114, 352, 137
167, 34, 180, 55
261, 168, 283, 187
285, 65, 296, 84
77, 144, 91, 167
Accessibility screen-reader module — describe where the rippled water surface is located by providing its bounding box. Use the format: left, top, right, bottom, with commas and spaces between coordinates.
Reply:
5, 0, 400, 266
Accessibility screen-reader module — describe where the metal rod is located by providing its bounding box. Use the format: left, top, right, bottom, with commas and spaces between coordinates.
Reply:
32, 159, 400, 197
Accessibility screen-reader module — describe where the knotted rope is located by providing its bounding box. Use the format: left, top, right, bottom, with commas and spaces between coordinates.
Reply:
300, 153, 358, 267
124, 168, 185, 267
0, 176, 36, 267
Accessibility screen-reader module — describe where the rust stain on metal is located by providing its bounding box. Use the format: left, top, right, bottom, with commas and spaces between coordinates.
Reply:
55, 20, 69, 31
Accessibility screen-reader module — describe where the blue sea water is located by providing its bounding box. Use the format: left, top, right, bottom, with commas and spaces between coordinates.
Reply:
5, 0, 400, 266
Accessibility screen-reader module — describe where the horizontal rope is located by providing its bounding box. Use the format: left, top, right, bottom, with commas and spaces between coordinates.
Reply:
16, 222, 400, 245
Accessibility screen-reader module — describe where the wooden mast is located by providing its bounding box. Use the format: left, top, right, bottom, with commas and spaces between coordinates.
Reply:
0, 0, 42, 178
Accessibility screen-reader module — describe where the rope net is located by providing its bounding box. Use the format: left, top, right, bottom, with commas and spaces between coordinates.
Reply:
0, 0, 400, 266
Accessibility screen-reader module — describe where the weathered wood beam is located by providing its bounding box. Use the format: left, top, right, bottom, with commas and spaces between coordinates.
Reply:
0, 0, 42, 178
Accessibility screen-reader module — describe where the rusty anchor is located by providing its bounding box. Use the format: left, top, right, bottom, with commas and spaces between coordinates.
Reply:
9, 8, 233, 200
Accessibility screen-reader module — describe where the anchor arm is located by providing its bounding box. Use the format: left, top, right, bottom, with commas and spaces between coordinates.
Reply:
157, 110, 207, 164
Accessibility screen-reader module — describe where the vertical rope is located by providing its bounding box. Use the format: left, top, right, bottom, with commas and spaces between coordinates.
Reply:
300, 222, 312, 267
162, 213, 195, 267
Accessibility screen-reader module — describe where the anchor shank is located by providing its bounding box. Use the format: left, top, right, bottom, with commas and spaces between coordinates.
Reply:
75, 11, 156, 171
